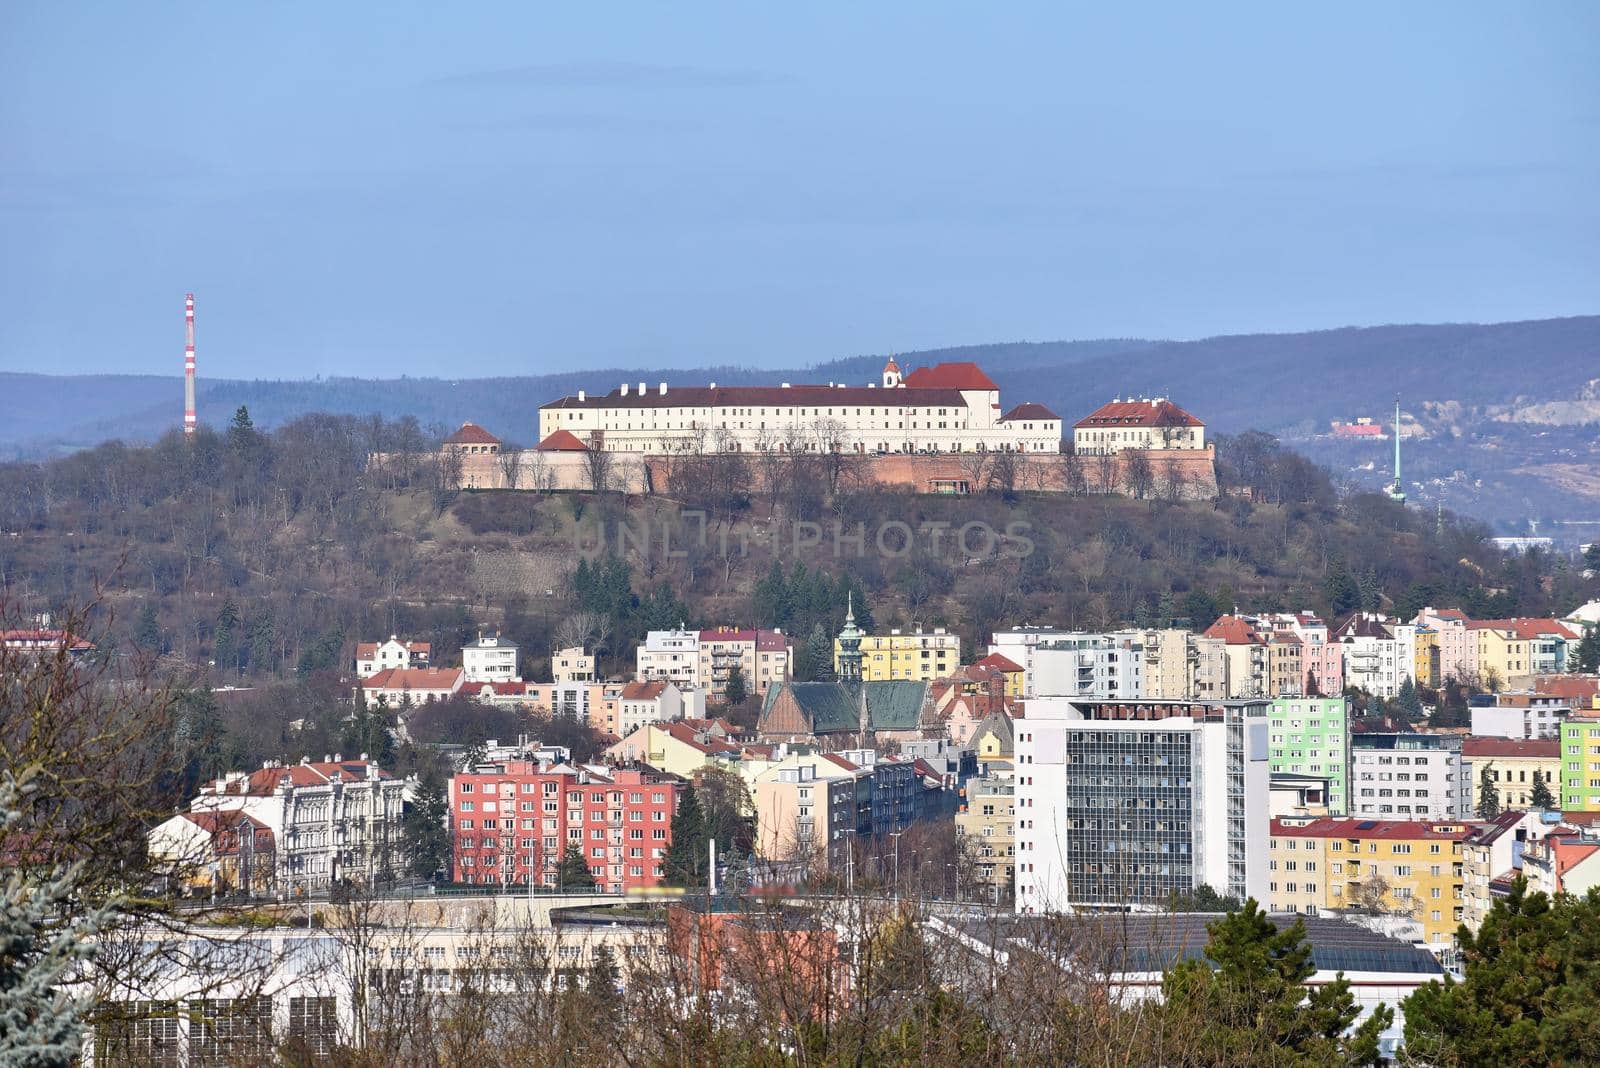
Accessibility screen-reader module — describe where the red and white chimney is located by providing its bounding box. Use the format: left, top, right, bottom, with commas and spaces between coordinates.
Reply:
183, 292, 196, 434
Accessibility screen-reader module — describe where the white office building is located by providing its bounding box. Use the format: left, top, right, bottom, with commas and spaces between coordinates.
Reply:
1015, 698, 1271, 914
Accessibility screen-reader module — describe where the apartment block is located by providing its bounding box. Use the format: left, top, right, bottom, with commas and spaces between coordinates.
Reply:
551, 645, 596, 683
841, 626, 961, 683
1269, 816, 1475, 947
1560, 715, 1600, 811
1268, 697, 1351, 815
450, 762, 678, 892
1028, 633, 1143, 699
1350, 734, 1468, 820
955, 775, 1015, 892
1015, 698, 1270, 913
462, 633, 520, 684
1470, 693, 1571, 740
189, 758, 405, 890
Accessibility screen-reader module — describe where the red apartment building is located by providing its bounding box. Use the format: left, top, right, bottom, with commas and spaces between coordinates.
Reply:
449, 762, 679, 892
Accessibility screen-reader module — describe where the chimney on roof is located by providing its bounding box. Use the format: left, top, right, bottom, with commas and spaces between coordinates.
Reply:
638, 381, 645, 395
659, 382, 666, 395
578, 390, 586, 401
709, 381, 717, 389
621, 383, 629, 396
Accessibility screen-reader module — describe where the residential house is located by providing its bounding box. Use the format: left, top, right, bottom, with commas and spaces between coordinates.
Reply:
635, 628, 701, 690
1560, 714, 1600, 810
955, 776, 1015, 894
463, 632, 520, 684
1520, 826, 1600, 899
603, 720, 746, 780
1071, 396, 1206, 454
1412, 608, 1475, 684
1460, 810, 1542, 932
551, 645, 595, 683
1269, 697, 1352, 814
360, 666, 464, 708
698, 627, 792, 702
1335, 613, 1406, 698
146, 810, 276, 896
354, 636, 430, 678
1470, 692, 1571, 740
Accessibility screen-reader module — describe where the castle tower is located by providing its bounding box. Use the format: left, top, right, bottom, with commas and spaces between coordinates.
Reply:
1386, 396, 1406, 503
881, 357, 902, 389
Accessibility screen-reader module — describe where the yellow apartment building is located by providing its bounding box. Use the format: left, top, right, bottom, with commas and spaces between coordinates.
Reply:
1270, 816, 1474, 947
836, 627, 960, 682
1462, 737, 1561, 811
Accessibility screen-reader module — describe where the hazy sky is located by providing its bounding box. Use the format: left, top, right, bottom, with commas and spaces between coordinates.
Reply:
2, 2, 1596, 379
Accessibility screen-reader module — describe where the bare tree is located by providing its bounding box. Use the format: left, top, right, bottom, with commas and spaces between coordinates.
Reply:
1124, 448, 1155, 500
582, 436, 613, 494
1058, 449, 1088, 496
497, 446, 524, 490
989, 450, 1018, 497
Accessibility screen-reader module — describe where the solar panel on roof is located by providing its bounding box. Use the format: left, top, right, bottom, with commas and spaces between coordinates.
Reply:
1356, 820, 1378, 830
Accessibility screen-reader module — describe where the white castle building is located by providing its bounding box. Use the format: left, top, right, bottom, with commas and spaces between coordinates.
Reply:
537, 360, 1064, 455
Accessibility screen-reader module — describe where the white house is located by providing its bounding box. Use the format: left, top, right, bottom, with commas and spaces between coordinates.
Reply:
354, 636, 431, 678
463, 633, 520, 684
360, 666, 464, 708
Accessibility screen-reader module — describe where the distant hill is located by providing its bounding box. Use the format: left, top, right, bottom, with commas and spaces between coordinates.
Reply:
4, 316, 1597, 530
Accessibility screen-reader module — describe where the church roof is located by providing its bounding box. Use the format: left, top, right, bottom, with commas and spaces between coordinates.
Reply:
757, 679, 929, 736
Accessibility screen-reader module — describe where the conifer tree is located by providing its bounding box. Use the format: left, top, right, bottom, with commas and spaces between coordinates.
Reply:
1530, 770, 1555, 810
665, 787, 707, 887
402, 765, 451, 879
557, 844, 597, 891
1477, 764, 1501, 820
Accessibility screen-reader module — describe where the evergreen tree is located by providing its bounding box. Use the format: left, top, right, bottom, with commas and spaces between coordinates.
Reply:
231, 405, 254, 431
0, 772, 116, 1068
1396, 677, 1424, 723
723, 664, 747, 707
804, 623, 833, 683
1157, 899, 1391, 1065
1530, 770, 1555, 810
1476, 764, 1501, 820
1575, 624, 1600, 674
586, 942, 623, 1009
1323, 560, 1361, 617
664, 787, 708, 887
1403, 881, 1600, 1065
211, 599, 240, 676
402, 766, 451, 879
557, 844, 598, 891
134, 601, 162, 654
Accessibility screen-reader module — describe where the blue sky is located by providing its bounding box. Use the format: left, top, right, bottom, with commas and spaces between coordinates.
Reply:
2, 1, 1596, 378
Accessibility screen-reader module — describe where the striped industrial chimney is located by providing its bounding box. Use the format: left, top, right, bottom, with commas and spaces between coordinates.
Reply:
183, 292, 196, 434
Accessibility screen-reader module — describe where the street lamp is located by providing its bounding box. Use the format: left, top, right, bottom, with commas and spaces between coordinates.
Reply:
889, 831, 904, 899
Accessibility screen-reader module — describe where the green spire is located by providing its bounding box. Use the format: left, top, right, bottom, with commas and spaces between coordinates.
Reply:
1387, 396, 1406, 504
837, 591, 865, 687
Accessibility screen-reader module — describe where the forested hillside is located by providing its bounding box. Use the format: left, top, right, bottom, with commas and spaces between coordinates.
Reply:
2, 412, 1589, 691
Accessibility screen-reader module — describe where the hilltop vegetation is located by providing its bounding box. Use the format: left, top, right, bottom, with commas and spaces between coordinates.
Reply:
0, 411, 1590, 705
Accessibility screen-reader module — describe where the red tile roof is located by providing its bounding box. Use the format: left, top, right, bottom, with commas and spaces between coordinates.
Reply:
180, 811, 275, 853
1073, 398, 1204, 430
1533, 676, 1600, 702
700, 627, 788, 650
1270, 817, 1480, 842
1, 629, 95, 651
543, 384, 969, 410
1204, 615, 1264, 646
1000, 402, 1060, 422
355, 638, 430, 660
622, 680, 668, 701
1461, 737, 1560, 759
444, 421, 501, 446
900, 362, 999, 390
1468, 617, 1583, 640
973, 652, 1023, 673
536, 429, 590, 451
362, 666, 463, 690
468, 681, 529, 696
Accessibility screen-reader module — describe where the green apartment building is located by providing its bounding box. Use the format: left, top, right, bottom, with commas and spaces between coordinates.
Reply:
1560, 716, 1600, 811
1268, 697, 1351, 814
